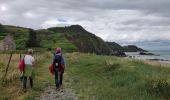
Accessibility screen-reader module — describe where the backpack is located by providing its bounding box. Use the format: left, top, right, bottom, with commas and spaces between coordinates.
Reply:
18, 56, 25, 72
53, 53, 62, 69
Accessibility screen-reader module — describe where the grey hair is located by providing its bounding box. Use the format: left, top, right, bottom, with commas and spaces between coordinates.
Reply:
28, 49, 33, 54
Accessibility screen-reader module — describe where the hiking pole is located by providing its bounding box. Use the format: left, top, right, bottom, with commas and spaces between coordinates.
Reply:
2, 52, 13, 85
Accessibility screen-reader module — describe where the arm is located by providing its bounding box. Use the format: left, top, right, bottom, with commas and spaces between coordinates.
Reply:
32, 56, 35, 66
61, 54, 65, 69
52, 53, 55, 63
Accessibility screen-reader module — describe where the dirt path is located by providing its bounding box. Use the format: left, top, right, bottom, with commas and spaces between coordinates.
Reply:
37, 73, 78, 100
38, 86, 77, 100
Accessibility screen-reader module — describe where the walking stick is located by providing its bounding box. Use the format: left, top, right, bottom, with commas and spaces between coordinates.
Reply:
1, 52, 13, 85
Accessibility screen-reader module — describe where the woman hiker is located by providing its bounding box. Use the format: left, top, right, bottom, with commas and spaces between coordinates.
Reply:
53, 47, 65, 89
23, 49, 35, 93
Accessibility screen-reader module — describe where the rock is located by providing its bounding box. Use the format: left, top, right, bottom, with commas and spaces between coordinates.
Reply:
111, 51, 126, 57
139, 52, 155, 55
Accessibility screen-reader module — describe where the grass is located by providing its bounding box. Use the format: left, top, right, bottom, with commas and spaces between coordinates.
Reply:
36, 29, 78, 52
0, 52, 54, 100
66, 53, 170, 100
0, 52, 170, 100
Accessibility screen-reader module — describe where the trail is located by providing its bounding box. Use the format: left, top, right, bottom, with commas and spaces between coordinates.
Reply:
39, 86, 77, 100
37, 73, 78, 100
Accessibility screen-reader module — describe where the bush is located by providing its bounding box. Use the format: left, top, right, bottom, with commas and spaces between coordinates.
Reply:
145, 78, 170, 99
104, 59, 120, 71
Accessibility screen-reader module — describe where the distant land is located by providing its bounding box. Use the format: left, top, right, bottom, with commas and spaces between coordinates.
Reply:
0, 23, 146, 55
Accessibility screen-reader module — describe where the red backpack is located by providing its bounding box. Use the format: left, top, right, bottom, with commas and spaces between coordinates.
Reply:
18, 56, 25, 72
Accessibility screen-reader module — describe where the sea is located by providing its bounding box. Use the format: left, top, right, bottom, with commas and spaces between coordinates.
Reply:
125, 50, 170, 64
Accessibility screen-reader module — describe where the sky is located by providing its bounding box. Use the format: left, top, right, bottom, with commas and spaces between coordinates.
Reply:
0, 0, 170, 51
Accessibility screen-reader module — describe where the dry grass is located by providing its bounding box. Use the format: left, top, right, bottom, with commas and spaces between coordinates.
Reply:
144, 60, 170, 68
0, 54, 21, 82
0, 52, 52, 100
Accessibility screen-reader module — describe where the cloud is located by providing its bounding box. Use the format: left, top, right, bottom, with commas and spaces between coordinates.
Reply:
0, 0, 170, 50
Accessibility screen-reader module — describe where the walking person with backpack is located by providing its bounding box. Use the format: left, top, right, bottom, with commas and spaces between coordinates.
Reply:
22, 49, 35, 93
52, 47, 65, 90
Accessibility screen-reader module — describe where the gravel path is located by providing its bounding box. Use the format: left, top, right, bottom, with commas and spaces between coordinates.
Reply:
37, 72, 78, 100
39, 86, 78, 100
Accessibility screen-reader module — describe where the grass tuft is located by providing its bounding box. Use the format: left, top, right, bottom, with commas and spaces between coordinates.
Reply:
145, 78, 170, 99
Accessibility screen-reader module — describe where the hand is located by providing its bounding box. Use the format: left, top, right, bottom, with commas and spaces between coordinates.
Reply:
61, 68, 64, 73
62, 64, 65, 69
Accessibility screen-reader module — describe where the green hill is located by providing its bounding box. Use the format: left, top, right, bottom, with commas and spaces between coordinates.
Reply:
106, 42, 124, 51
0, 24, 146, 54
0, 24, 112, 54
0, 25, 30, 49
48, 25, 112, 55
35, 29, 77, 52
0, 24, 77, 52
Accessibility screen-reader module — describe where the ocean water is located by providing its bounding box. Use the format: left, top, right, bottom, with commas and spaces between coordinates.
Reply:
151, 50, 170, 60
125, 50, 170, 63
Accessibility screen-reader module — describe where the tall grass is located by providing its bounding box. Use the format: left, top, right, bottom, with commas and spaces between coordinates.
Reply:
66, 53, 170, 100
0, 54, 20, 83
0, 52, 53, 100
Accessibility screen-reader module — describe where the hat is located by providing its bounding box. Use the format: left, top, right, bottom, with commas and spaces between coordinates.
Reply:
56, 47, 61, 53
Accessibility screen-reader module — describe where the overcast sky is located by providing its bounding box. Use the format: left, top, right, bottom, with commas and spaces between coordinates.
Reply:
0, 0, 170, 50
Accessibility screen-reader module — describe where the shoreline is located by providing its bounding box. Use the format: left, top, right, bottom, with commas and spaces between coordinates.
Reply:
125, 52, 170, 67
126, 56, 170, 68
143, 60, 170, 68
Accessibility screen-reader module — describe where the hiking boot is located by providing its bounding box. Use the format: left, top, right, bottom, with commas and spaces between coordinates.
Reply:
23, 89, 27, 93
56, 86, 60, 90
56, 84, 61, 90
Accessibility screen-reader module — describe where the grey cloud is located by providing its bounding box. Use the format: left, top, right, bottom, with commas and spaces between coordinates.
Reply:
125, 40, 170, 50
1, 0, 170, 50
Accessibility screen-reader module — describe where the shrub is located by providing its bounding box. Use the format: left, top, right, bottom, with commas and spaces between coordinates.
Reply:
104, 59, 120, 71
145, 78, 170, 99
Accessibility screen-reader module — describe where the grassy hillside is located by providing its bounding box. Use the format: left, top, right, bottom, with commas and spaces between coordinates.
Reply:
0, 24, 112, 54
0, 25, 77, 52
48, 25, 112, 55
0, 24, 146, 54
36, 29, 78, 52
0, 25, 30, 49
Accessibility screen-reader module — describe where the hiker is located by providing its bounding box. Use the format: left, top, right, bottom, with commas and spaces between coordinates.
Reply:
23, 49, 35, 93
53, 47, 65, 89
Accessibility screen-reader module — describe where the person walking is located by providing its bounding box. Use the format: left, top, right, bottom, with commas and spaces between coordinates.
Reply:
23, 49, 35, 93
53, 47, 65, 89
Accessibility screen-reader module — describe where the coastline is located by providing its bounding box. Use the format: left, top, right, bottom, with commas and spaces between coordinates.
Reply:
125, 52, 170, 67
143, 60, 170, 68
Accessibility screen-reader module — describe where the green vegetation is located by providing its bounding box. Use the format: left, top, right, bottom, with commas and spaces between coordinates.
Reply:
66, 53, 170, 100
0, 24, 78, 52
0, 52, 170, 100
1, 25, 30, 49
0, 52, 54, 100
0, 24, 7, 33
26, 29, 40, 47
48, 25, 112, 55
123, 45, 147, 52
0, 24, 146, 54
107, 42, 124, 51
36, 29, 78, 52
